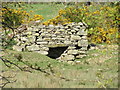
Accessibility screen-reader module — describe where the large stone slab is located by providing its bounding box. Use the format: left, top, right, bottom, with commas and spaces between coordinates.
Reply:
64, 41, 71, 45
71, 35, 81, 40
35, 51, 48, 55
67, 50, 78, 55
36, 41, 48, 45
76, 54, 86, 58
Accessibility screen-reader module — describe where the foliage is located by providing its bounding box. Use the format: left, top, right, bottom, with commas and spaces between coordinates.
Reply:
1, 28, 17, 50
43, 15, 71, 25
2, 2, 44, 49
2, 7, 44, 29
2, 8, 29, 28
43, 3, 119, 44
2, 36, 17, 50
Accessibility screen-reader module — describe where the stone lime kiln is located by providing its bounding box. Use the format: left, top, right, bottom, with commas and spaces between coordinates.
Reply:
13, 22, 88, 62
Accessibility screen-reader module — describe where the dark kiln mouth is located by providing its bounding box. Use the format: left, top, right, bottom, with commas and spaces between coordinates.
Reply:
47, 46, 68, 59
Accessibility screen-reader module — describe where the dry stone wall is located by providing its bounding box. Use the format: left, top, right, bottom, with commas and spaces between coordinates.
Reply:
13, 22, 88, 61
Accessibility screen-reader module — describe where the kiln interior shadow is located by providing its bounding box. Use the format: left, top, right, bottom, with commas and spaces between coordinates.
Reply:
47, 46, 68, 59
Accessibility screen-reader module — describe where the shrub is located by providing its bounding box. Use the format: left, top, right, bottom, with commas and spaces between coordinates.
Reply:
43, 3, 119, 44
2, 8, 44, 28
2, 8, 29, 29
2, 4, 44, 49
2, 36, 17, 50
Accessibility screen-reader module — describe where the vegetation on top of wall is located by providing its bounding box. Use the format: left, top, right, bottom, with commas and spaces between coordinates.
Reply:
42, 2, 119, 44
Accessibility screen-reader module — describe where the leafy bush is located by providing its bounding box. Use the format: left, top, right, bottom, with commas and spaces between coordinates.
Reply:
2, 8, 44, 28
43, 3, 119, 44
2, 3, 44, 49
43, 15, 71, 25
2, 8, 28, 28
2, 36, 17, 50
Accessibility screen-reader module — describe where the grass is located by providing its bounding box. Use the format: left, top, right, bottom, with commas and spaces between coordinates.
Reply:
1, 3, 118, 88
21, 3, 85, 22
21, 2, 110, 22
1, 44, 118, 88
23, 3, 66, 22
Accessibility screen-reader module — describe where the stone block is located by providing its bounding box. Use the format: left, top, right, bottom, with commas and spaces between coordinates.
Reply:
47, 44, 67, 47
49, 24, 55, 29
65, 36, 70, 39
55, 31, 61, 34
71, 30, 76, 33
45, 34, 52, 37
38, 25, 46, 29
76, 54, 86, 59
74, 28, 80, 31
26, 45, 40, 51
37, 37, 42, 41
41, 33, 45, 36
78, 22, 83, 25
41, 29, 46, 32
36, 41, 48, 45
33, 28, 39, 31
26, 31, 32, 35
80, 46, 88, 50
64, 26, 69, 29
47, 29, 52, 32
68, 46, 76, 50
52, 37, 59, 40
21, 37, 27, 41
48, 42, 56, 45
27, 27, 33, 31
55, 25, 60, 28
78, 51, 86, 54
28, 37, 36, 42
51, 34, 57, 37
40, 47, 49, 51
71, 35, 81, 40
67, 61, 74, 65
67, 50, 78, 55
60, 29, 65, 32
81, 36, 87, 39
35, 51, 48, 55
64, 41, 71, 45
75, 26, 81, 28
68, 32, 72, 35
33, 33, 39, 36
43, 38, 52, 41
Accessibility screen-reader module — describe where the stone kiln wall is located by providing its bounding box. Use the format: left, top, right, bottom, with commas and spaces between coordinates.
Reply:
13, 22, 88, 61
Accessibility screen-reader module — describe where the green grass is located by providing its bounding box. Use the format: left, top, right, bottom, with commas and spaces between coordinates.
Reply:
23, 3, 66, 22
1, 44, 118, 88
21, 3, 85, 22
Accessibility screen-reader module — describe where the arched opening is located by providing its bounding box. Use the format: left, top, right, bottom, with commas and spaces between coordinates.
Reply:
47, 46, 68, 59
